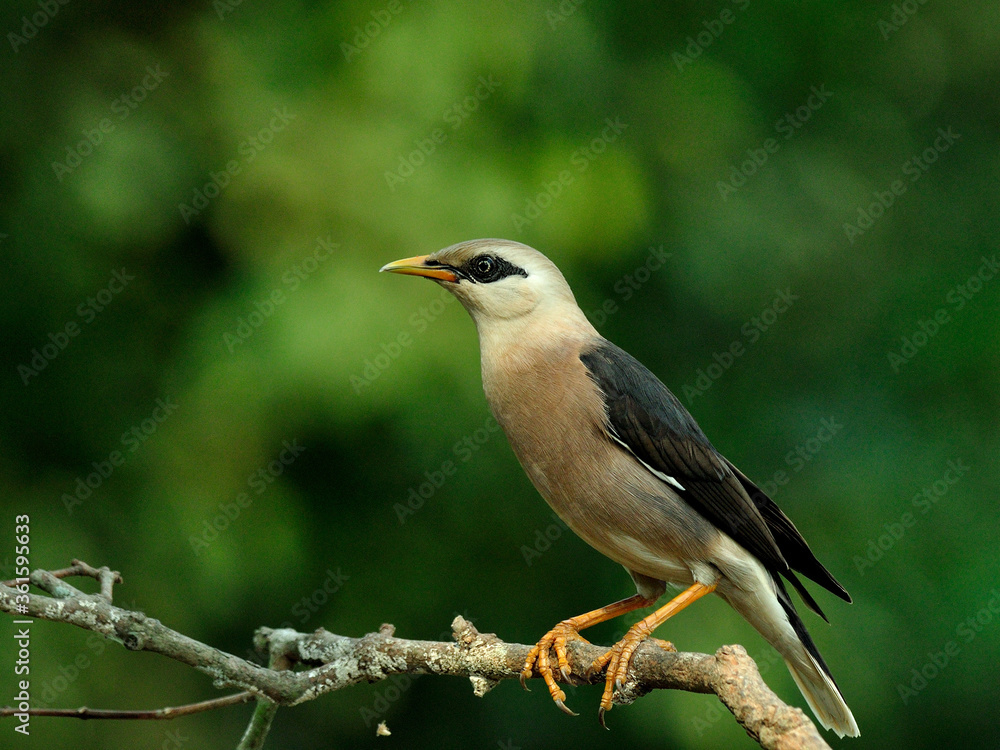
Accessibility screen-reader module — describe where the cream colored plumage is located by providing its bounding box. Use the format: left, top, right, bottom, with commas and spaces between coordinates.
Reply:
381, 239, 859, 737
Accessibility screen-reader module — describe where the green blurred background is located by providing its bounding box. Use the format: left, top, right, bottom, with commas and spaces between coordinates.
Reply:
2, 0, 998, 748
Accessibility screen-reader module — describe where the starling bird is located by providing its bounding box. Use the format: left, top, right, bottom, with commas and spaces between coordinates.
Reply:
381, 239, 858, 737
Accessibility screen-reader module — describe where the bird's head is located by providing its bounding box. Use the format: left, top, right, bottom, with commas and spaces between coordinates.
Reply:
380, 239, 588, 332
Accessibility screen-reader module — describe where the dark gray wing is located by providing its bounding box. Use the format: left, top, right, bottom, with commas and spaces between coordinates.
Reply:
580, 339, 851, 610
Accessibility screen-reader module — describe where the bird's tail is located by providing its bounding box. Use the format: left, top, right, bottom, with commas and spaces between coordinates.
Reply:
722, 572, 859, 738
774, 578, 859, 738
782, 644, 859, 738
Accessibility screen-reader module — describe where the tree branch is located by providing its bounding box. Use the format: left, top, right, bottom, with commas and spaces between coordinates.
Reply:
0, 561, 830, 750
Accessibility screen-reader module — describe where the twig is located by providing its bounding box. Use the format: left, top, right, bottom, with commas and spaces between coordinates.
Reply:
0, 562, 831, 750
3, 559, 122, 602
3, 558, 118, 585
0, 692, 253, 720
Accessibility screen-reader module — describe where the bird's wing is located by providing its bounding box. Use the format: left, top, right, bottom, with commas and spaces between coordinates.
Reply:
580, 340, 790, 575
580, 339, 850, 608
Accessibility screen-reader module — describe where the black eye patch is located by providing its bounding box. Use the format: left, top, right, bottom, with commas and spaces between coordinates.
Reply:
465, 255, 528, 283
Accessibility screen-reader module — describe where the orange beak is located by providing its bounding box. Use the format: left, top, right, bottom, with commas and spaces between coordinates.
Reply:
379, 255, 458, 282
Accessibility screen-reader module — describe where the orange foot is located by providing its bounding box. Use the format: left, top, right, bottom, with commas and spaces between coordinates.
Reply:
520, 621, 591, 715
587, 581, 717, 728
519, 594, 658, 716
518, 584, 714, 725
589, 632, 676, 728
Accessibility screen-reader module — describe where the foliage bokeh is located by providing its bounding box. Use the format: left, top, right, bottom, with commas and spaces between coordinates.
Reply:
1, 1, 998, 748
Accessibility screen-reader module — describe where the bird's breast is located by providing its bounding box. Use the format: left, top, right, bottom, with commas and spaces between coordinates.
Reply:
481, 338, 606, 505
480, 337, 720, 585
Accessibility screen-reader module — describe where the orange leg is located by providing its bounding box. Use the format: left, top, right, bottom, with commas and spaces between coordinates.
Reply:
521, 593, 655, 715
590, 581, 717, 727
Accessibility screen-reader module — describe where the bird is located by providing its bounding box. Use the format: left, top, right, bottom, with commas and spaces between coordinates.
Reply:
380, 239, 859, 737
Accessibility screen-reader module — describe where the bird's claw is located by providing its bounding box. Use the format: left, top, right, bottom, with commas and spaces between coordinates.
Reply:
591, 629, 676, 727
521, 622, 589, 715
598, 705, 609, 730
523, 618, 675, 725
555, 698, 578, 717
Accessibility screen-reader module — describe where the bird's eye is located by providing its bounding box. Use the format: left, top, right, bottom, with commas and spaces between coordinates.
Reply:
461, 253, 528, 283
471, 255, 497, 281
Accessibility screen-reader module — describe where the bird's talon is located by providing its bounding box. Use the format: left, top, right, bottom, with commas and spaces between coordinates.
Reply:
521, 621, 592, 712
598, 706, 609, 730
555, 698, 578, 717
